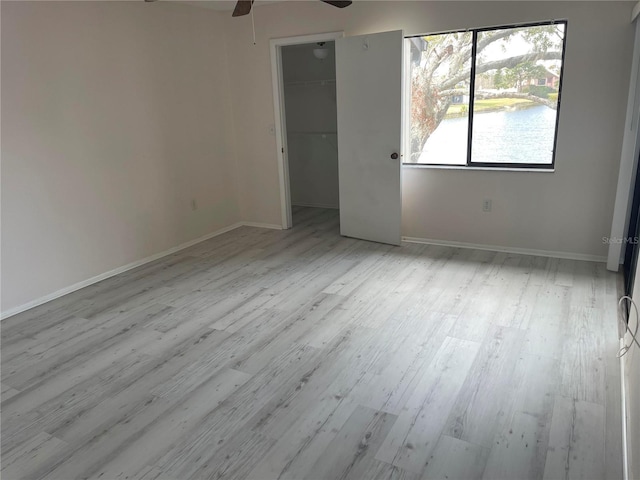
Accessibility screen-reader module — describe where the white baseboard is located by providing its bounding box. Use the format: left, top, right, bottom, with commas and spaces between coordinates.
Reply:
1, 221, 283, 321
241, 221, 283, 230
401, 236, 607, 263
2, 225, 605, 320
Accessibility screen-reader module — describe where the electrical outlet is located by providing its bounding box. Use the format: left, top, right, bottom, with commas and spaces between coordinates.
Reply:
482, 199, 492, 212
191, 199, 197, 211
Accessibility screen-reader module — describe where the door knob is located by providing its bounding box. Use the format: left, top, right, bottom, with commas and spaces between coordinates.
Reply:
390, 152, 399, 160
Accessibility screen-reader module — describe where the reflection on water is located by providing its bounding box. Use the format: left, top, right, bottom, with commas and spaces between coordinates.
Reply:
417, 105, 557, 165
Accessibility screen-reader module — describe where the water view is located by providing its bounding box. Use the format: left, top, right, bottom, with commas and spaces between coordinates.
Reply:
418, 105, 557, 165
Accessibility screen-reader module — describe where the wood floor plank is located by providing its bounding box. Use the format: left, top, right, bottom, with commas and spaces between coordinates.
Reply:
448, 283, 502, 342
344, 460, 421, 480
50, 330, 234, 444
510, 353, 561, 421
375, 336, 481, 474
0, 382, 20, 403
482, 412, 548, 480
308, 405, 398, 480
86, 368, 252, 480
542, 396, 605, 480
2, 302, 175, 390
37, 395, 177, 479
560, 306, 607, 405
552, 258, 576, 287
1, 351, 157, 451
523, 285, 571, 359
296, 302, 353, 349
1, 303, 91, 344
479, 351, 561, 479
130, 465, 165, 480
244, 396, 360, 480
490, 255, 541, 329
421, 435, 490, 480
350, 313, 458, 415
247, 325, 383, 442
443, 326, 526, 448
2, 325, 229, 453
2, 314, 93, 363
232, 294, 346, 375
1, 432, 68, 480
168, 429, 276, 480
152, 343, 326, 477
0, 208, 622, 480
605, 372, 624, 480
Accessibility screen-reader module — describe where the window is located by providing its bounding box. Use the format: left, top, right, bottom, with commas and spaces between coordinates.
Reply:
405, 21, 567, 168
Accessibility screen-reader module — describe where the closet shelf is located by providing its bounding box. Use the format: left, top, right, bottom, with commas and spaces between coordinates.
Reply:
285, 79, 336, 87
288, 131, 337, 135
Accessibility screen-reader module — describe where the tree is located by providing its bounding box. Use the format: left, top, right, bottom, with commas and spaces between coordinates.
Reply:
493, 68, 507, 90
410, 24, 564, 161
504, 61, 547, 92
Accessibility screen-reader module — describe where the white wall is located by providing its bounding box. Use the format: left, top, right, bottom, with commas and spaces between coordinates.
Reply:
607, 19, 640, 271
226, 1, 634, 259
2, 0, 635, 314
1, 1, 239, 313
282, 43, 339, 209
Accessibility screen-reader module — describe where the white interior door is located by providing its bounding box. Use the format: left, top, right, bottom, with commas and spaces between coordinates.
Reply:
336, 30, 403, 246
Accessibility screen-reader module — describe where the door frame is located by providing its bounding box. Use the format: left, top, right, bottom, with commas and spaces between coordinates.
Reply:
270, 31, 344, 229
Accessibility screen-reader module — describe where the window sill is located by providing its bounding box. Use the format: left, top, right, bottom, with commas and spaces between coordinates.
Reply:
402, 163, 555, 173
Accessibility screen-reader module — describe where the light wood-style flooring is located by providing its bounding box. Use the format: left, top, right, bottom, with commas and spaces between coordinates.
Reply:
1, 207, 623, 479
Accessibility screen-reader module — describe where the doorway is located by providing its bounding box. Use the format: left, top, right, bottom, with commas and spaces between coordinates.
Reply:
270, 32, 343, 229
271, 30, 403, 244
281, 42, 339, 224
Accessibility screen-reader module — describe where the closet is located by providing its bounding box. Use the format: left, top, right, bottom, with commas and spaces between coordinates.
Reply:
281, 42, 339, 214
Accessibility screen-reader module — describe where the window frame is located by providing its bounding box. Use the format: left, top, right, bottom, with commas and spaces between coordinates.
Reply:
403, 20, 568, 170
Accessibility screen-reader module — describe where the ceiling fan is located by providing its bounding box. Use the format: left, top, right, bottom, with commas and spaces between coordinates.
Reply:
232, 0, 352, 17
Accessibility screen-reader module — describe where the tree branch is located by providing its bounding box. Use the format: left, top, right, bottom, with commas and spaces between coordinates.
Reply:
477, 29, 519, 54
458, 28, 517, 62
438, 51, 562, 91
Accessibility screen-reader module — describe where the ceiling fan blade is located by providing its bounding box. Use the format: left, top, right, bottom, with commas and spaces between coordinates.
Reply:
232, 0, 254, 17
321, 0, 353, 8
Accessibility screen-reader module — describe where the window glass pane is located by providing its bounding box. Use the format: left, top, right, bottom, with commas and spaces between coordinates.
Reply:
406, 32, 472, 165
470, 24, 565, 165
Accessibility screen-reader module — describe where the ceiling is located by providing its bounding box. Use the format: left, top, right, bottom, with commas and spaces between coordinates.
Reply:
179, 0, 284, 12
